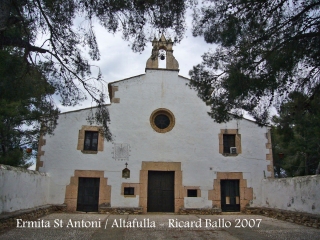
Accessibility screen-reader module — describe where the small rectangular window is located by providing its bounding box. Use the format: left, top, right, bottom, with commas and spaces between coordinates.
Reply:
187, 189, 198, 197
124, 187, 134, 195
84, 131, 99, 151
223, 134, 235, 153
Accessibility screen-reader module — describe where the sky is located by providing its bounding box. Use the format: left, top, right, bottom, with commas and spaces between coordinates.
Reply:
56, 12, 213, 113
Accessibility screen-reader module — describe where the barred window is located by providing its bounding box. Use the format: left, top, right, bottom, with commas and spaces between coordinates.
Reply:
124, 187, 134, 195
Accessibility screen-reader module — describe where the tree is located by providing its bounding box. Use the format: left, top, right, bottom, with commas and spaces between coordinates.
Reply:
0, 0, 190, 105
0, 50, 59, 167
189, 0, 320, 125
0, 0, 193, 166
272, 91, 320, 176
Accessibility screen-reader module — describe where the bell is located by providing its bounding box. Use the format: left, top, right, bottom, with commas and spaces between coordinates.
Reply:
160, 54, 165, 60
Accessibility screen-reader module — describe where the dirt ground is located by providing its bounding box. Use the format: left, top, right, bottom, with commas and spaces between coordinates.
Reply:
1, 213, 319, 239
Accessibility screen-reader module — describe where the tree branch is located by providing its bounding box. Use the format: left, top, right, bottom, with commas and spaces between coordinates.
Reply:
0, 36, 47, 53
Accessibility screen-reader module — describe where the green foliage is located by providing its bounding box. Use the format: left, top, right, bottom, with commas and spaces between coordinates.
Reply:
0, 50, 59, 167
272, 92, 320, 176
0, 148, 33, 168
189, 0, 320, 125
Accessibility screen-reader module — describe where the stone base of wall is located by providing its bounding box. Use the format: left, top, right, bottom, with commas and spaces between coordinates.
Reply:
99, 207, 143, 214
0, 204, 67, 233
179, 208, 222, 215
245, 207, 320, 229
99, 207, 222, 215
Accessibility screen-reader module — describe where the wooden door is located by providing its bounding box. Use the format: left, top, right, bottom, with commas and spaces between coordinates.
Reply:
221, 180, 240, 212
147, 171, 174, 212
76, 177, 100, 212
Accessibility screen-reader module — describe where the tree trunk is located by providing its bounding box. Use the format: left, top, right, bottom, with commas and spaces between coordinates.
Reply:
316, 162, 320, 175
276, 163, 281, 178
305, 153, 309, 175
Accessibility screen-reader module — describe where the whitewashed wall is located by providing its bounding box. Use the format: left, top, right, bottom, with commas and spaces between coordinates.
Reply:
41, 69, 271, 208
0, 165, 50, 214
253, 175, 320, 214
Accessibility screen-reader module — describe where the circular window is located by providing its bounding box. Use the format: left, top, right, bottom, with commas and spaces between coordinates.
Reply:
150, 108, 175, 133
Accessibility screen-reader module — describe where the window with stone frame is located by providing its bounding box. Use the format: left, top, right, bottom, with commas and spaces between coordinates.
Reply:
219, 129, 241, 156
223, 134, 236, 154
150, 108, 175, 133
84, 131, 99, 151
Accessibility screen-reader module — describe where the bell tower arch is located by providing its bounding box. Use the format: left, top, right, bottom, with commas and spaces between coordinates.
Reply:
146, 34, 179, 71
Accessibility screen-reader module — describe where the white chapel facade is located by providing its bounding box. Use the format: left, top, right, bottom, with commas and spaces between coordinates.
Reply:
37, 35, 273, 213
